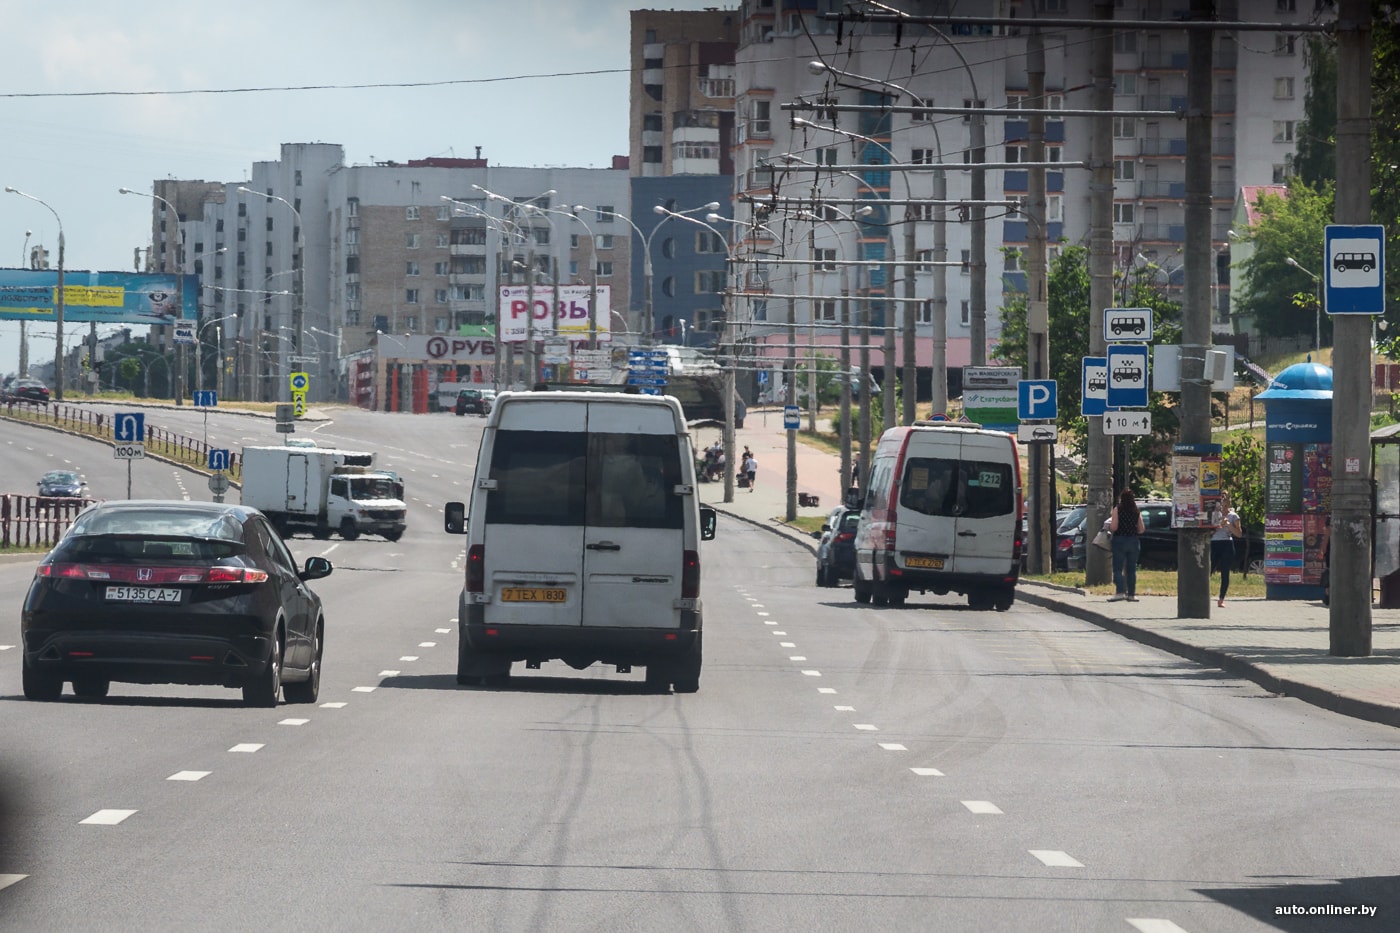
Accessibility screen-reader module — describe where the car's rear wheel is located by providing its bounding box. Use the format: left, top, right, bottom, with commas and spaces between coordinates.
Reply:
71, 676, 110, 699
968, 589, 995, 611
22, 656, 62, 701
993, 587, 1015, 612
243, 634, 283, 707
283, 621, 322, 704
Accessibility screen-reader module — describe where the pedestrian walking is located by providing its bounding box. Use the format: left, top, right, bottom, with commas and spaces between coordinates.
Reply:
1108, 488, 1144, 602
743, 452, 757, 492
851, 455, 862, 488
1211, 492, 1243, 608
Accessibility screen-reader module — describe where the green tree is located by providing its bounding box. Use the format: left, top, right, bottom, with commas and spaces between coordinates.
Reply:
1218, 432, 1264, 577
1233, 181, 1334, 341
1294, 35, 1337, 186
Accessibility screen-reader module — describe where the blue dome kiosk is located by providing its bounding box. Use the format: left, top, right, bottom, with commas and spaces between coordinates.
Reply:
1256, 362, 1332, 601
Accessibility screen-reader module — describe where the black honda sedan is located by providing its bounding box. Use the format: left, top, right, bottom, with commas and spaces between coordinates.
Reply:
21, 500, 332, 706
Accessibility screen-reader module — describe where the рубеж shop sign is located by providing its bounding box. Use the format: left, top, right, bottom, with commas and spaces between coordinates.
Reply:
497, 285, 612, 342
377, 334, 496, 362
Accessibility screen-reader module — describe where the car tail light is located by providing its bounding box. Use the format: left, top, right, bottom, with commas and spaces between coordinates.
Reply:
834, 531, 855, 545
206, 566, 269, 584
466, 544, 485, 593
682, 549, 700, 599
37, 563, 93, 579
1057, 537, 1072, 552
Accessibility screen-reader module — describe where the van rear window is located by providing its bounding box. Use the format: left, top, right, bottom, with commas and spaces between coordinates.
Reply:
487, 430, 682, 529
901, 457, 1014, 519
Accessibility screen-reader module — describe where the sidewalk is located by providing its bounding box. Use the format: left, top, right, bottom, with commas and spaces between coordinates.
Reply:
698, 408, 1400, 730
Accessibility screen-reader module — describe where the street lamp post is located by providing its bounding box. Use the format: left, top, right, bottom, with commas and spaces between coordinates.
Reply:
18, 228, 30, 377
6, 188, 64, 401
473, 186, 556, 386
237, 187, 305, 400
441, 195, 527, 392
1286, 256, 1323, 351
120, 187, 188, 404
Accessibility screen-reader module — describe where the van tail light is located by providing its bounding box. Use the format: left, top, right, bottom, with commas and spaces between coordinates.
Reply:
682, 550, 701, 599
466, 544, 485, 593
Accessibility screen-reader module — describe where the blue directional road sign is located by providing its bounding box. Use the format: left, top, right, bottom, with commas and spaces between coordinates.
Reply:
208, 448, 231, 471
1081, 357, 1108, 416
783, 405, 800, 430
114, 412, 145, 443
193, 390, 217, 407
288, 371, 310, 393
1017, 379, 1057, 421
1324, 224, 1385, 314
1106, 345, 1149, 410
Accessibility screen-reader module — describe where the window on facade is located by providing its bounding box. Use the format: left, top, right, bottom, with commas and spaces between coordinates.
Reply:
406, 261, 420, 276
918, 299, 933, 324
916, 249, 935, 272
909, 95, 934, 122
1113, 202, 1136, 223
570, 233, 580, 249
265, 242, 273, 257
696, 231, 725, 254
436, 205, 451, 221
816, 299, 837, 322
405, 316, 420, 332
434, 261, 448, 275
1114, 31, 1137, 53
1047, 195, 1063, 223
406, 206, 420, 221
596, 234, 613, 250
216, 218, 225, 232
662, 277, 676, 298
347, 198, 358, 217
266, 217, 273, 232
1276, 0, 1296, 10
595, 261, 613, 277
1275, 34, 1297, 55
346, 283, 359, 301
645, 146, 664, 163
1273, 120, 1296, 143
1114, 159, 1136, 180
960, 300, 971, 326
816, 248, 836, 271
912, 148, 937, 165
346, 228, 359, 245
435, 289, 449, 304
643, 113, 663, 131
1005, 249, 1022, 272
661, 238, 676, 259
960, 249, 971, 274
1274, 77, 1295, 99
406, 233, 421, 249
238, 203, 247, 217
750, 99, 771, 137
595, 206, 614, 223
1113, 116, 1137, 138
1273, 162, 1291, 183
1115, 74, 1137, 95
406, 289, 420, 304
696, 270, 725, 293
962, 98, 985, 123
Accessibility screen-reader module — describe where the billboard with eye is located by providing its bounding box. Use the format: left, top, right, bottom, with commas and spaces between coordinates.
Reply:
0, 270, 198, 324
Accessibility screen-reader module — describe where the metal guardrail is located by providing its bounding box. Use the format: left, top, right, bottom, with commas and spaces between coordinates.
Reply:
0, 495, 96, 549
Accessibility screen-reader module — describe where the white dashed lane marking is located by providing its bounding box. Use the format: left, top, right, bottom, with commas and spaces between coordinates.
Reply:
320, 702, 347, 709
81, 809, 137, 825
0, 645, 12, 651
878, 743, 907, 751
0, 875, 28, 891
435, 628, 450, 634
834, 706, 855, 711
801, 670, 821, 677
1029, 850, 1084, 868
818, 687, 837, 694
1127, 921, 1190, 933
167, 771, 210, 782
772, 631, 786, 635
399, 656, 419, 662
780, 642, 796, 647
352, 686, 377, 693
910, 767, 945, 777
278, 718, 310, 726
962, 801, 1003, 815
378, 670, 400, 677
789, 656, 807, 661
853, 724, 878, 731
419, 642, 437, 648
229, 743, 263, 753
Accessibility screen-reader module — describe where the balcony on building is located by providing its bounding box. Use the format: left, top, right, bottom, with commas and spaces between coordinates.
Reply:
1138, 136, 1188, 157
1138, 180, 1186, 200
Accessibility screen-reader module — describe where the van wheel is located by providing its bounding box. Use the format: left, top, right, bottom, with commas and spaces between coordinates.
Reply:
886, 588, 906, 608
853, 577, 872, 604
968, 590, 995, 611
645, 663, 672, 693
458, 639, 510, 687
672, 634, 702, 694
339, 518, 360, 541
993, 588, 1015, 612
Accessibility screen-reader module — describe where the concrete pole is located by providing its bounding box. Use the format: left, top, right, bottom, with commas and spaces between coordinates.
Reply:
859, 268, 872, 485
1027, 27, 1052, 575
883, 241, 896, 432
1084, 1, 1115, 586
524, 247, 536, 387
55, 230, 65, 402
931, 168, 948, 415
1331, 0, 1373, 655
969, 95, 987, 366
839, 265, 852, 495
902, 206, 916, 426
786, 290, 798, 521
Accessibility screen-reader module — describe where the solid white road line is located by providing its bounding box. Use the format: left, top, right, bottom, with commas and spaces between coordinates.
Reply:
962, 801, 1003, 815
1126, 920, 1190, 933
278, 718, 310, 725
1029, 850, 1084, 868
81, 809, 136, 825
320, 702, 348, 708
229, 743, 264, 753
910, 767, 945, 777
167, 771, 211, 782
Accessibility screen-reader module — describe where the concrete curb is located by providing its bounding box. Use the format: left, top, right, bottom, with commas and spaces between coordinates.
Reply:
1014, 587, 1400, 731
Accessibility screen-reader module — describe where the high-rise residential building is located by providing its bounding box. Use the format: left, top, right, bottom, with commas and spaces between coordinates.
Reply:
726, 0, 1322, 395
160, 145, 629, 402
628, 8, 739, 345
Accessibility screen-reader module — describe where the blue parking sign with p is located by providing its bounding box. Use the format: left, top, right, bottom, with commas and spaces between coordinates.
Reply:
1018, 380, 1057, 421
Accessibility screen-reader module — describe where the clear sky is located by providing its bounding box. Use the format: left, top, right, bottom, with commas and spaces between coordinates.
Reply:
0, 0, 733, 376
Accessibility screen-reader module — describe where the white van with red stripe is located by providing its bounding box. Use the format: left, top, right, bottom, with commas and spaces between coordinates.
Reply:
853, 422, 1023, 610
443, 391, 717, 692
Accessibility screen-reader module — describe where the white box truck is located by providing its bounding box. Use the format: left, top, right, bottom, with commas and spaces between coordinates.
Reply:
241, 446, 407, 541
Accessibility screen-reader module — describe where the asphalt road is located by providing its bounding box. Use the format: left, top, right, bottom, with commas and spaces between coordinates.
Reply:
2, 407, 1398, 931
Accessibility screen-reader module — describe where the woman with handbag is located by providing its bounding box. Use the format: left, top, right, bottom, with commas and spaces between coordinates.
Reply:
1211, 493, 1244, 608
1108, 489, 1145, 602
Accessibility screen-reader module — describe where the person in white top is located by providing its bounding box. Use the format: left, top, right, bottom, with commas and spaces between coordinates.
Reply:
743, 453, 757, 492
1210, 492, 1244, 608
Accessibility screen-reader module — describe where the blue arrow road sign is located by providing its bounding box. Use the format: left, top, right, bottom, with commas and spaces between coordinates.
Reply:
1017, 379, 1057, 421
208, 448, 230, 471
1325, 224, 1385, 314
1082, 357, 1108, 416
114, 412, 145, 443
193, 390, 217, 407
1106, 345, 1149, 409
783, 405, 800, 430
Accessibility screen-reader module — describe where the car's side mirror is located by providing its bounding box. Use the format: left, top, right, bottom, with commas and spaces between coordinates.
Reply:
300, 556, 333, 581
699, 505, 718, 541
444, 501, 467, 534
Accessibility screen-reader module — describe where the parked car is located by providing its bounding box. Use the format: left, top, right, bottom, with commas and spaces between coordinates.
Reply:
454, 388, 494, 416
6, 378, 50, 404
37, 470, 88, 498
20, 500, 333, 706
1136, 500, 1265, 573
815, 506, 860, 587
1054, 506, 1087, 572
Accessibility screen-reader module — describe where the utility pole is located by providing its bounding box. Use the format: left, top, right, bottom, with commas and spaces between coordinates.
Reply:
1027, 26, 1052, 574
786, 288, 798, 521
902, 201, 916, 426
1177, 0, 1214, 619
1331, 0, 1373, 654
1085, 1, 1115, 587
